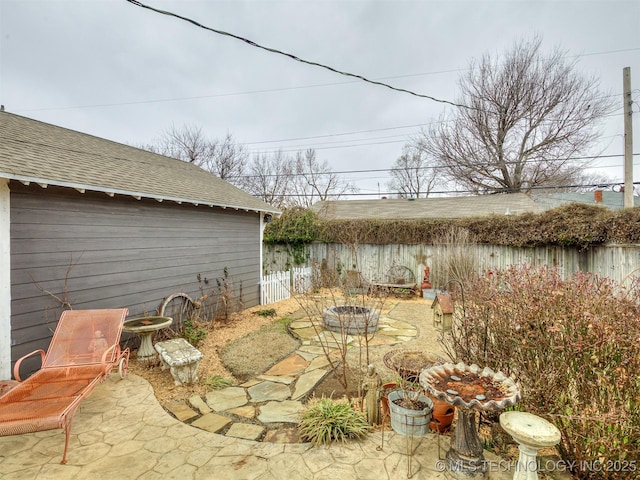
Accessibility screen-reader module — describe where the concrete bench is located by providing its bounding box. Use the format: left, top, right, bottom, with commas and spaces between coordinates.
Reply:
154, 338, 204, 386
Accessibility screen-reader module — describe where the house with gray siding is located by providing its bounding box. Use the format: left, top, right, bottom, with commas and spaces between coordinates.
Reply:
0, 111, 279, 379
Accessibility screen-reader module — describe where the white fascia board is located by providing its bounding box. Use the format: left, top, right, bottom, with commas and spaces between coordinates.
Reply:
0, 180, 10, 379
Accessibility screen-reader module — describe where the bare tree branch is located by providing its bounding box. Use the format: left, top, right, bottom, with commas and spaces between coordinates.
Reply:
417, 36, 616, 193
387, 144, 440, 198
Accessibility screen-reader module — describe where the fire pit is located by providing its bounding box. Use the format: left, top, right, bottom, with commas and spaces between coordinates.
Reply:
420, 362, 521, 479
322, 305, 380, 335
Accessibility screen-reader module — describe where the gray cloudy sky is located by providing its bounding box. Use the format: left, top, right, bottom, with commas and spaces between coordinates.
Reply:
1, 0, 639, 197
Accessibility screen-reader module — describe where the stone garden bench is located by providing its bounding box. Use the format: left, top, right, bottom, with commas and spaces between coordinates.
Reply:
154, 338, 203, 385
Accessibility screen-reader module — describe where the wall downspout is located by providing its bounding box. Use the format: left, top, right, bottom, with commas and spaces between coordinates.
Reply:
0, 179, 11, 379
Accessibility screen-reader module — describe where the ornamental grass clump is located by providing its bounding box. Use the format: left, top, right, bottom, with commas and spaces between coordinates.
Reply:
444, 265, 640, 480
298, 397, 369, 445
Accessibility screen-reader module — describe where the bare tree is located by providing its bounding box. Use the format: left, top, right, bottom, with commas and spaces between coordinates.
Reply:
387, 144, 439, 198
242, 151, 293, 208
144, 124, 248, 185
417, 36, 616, 194
290, 149, 357, 207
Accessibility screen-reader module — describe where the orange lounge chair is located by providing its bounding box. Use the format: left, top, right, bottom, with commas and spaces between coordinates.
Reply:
0, 309, 130, 464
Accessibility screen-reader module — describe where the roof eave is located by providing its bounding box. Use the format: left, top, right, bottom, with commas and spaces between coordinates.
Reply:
2, 173, 281, 215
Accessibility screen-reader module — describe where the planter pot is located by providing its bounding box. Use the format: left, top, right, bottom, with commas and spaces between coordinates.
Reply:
387, 390, 433, 437
429, 397, 455, 433
380, 382, 398, 417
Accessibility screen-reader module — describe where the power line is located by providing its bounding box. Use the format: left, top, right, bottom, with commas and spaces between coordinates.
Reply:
239, 153, 640, 178
276, 180, 640, 198
125, 0, 474, 110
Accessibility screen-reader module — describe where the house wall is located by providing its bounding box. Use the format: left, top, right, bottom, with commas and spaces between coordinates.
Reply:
10, 182, 261, 373
264, 242, 640, 287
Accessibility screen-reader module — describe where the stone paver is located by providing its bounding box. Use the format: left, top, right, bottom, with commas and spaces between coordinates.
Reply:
247, 381, 291, 402
225, 423, 265, 441
258, 400, 305, 423
264, 353, 309, 376
205, 387, 248, 411
188, 395, 212, 415
292, 369, 329, 400
256, 374, 295, 385
228, 405, 256, 419
190, 413, 232, 433
165, 401, 199, 422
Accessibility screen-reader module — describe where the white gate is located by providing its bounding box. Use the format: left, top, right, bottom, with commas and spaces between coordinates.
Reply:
260, 270, 291, 305
261, 267, 313, 305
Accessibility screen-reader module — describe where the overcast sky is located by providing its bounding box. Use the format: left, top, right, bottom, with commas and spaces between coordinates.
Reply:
1, 0, 639, 198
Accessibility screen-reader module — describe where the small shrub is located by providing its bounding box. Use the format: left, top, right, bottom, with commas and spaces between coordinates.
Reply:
298, 397, 369, 445
255, 308, 277, 317
202, 375, 234, 390
181, 318, 207, 348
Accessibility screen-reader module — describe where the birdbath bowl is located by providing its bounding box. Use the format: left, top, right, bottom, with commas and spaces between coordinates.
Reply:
420, 362, 521, 479
123, 316, 173, 361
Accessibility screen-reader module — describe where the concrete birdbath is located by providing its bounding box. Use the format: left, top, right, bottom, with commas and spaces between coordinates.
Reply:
420, 362, 521, 479
123, 316, 173, 361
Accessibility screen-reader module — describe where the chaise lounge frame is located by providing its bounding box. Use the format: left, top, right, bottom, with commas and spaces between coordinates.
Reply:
0, 308, 130, 464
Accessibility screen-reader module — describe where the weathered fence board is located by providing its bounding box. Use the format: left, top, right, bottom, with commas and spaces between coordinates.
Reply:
264, 243, 640, 287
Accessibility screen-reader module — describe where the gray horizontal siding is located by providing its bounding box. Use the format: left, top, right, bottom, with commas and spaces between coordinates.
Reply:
10, 182, 261, 369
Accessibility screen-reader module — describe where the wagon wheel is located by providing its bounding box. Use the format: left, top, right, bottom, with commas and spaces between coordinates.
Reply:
158, 292, 198, 337
118, 351, 129, 379
386, 266, 416, 285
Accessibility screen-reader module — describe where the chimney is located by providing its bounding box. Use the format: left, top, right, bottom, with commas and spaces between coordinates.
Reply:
594, 190, 603, 203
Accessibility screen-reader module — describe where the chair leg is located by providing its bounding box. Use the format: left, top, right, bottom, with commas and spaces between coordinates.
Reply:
61, 416, 75, 464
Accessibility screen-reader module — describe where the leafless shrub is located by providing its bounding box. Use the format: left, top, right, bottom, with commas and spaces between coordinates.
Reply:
444, 265, 640, 478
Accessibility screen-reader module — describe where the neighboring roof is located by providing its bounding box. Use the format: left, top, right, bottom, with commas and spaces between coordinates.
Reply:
312, 193, 543, 220
0, 112, 279, 214
531, 191, 639, 210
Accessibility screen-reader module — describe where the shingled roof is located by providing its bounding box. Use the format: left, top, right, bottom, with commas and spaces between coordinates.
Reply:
312, 193, 543, 220
0, 112, 279, 214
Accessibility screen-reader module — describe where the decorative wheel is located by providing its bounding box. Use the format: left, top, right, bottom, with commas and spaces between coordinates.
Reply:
118, 354, 128, 379
158, 292, 198, 336
386, 265, 416, 285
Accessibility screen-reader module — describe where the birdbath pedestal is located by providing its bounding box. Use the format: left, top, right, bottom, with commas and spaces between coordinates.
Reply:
123, 316, 173, 361
500, 411, 561, 480
420, 362, 521, 479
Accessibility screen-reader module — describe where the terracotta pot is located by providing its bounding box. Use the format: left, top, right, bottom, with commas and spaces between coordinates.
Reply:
380, 382, 398, 417
428, 396, 455, 433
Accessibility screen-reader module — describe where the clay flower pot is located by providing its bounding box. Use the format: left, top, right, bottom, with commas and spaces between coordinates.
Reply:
380, 382, 398, 417
429, 396, 455, 433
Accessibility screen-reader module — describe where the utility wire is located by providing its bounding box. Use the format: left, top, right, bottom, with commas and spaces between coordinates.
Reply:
6, 136, 636, 179
125, 0, 474, 110
276, 180, 640, 198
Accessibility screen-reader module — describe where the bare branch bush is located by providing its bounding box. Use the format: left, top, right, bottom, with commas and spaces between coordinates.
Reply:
293, 255, 387, 405
443, 265, 640, 478
430, 227, 479, 290
30, 252, 83, 312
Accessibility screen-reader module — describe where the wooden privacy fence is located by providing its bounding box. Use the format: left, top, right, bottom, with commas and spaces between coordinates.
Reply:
260, 267, 313, 305
263, 242, 640, 287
